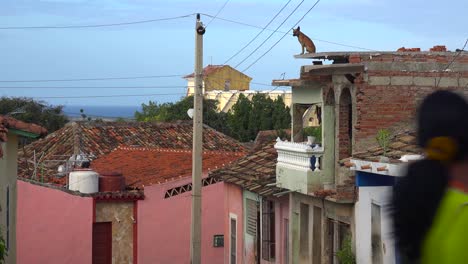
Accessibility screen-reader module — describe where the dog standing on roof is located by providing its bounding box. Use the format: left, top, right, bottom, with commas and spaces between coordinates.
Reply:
292, 26, 316, 54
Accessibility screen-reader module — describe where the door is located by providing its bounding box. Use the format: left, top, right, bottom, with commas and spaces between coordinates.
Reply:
371, 203, 383, 264
93, 222, 112, 264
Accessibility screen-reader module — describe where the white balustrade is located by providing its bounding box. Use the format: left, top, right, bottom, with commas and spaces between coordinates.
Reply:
275, 138, 323, 172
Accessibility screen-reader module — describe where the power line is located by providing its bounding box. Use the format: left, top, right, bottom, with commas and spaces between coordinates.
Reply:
223, 0, 293, 64
436, 38, 468, 87
242, 0, 322, 72
0, 74, 185, 83
33, 93, 185, 99
205, 0, 231, 28
0, 85, 189, 89
234, 0, 306, 69
201, 12, 375, 51
0, 14, 195, 30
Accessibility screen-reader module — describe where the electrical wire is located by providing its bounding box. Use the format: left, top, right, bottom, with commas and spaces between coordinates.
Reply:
435, 38, 468, 87
205, 0, 231, 28
33, 93, 185, 99
233, 0, 306, 69
0, 85, 189, 89
242, 0, 322, 72
0, 14, 195, 30
223, 0, 293, 64
0, 74, 185, 83
201, 12, 376, 51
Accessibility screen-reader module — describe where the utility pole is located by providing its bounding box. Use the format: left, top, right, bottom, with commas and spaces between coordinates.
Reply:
191, 13, 205, 264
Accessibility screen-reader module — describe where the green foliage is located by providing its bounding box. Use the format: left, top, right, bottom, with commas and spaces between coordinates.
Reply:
135, 96, 229, 135
0, 97, 68, 133
135, 94, 291, 142
376, 129, 391, 156
336, 235, 356, 264
0, 226, 6, 264
227, 94, 291, 142
227, 94, 254, 142
303, 126, 322, 143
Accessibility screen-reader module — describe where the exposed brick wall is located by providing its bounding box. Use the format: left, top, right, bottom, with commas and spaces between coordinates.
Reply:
339, 89, 352, 159
351, 52, 468, 152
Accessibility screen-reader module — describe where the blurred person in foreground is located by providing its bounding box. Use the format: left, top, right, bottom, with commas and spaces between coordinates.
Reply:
392, 90, 468, 263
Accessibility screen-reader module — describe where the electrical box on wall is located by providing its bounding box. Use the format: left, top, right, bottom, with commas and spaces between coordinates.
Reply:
213, 235, 224, 247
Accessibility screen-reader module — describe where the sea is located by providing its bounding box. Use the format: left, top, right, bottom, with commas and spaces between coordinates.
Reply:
63, 105, 142, 120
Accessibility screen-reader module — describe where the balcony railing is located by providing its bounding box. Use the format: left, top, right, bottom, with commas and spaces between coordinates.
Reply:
275, 139, 324, 194
275, 139, 324, 171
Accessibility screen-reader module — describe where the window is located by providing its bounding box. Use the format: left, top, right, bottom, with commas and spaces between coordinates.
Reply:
230, 215, 237, 264
262, 200, 275, 261
6, 186, 9, 251
327, 219, 351, 264
224, 80, 231, 91
246, 199, 258, 236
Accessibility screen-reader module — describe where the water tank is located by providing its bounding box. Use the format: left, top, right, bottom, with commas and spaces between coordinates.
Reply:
99, 172, 125, 192
68, 169, 99, 194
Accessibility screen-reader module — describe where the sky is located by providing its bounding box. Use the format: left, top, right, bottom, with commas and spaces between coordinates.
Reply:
0, 0, 466, 108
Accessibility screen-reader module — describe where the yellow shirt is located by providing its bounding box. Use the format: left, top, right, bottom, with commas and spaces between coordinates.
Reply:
421, 188, 468, 263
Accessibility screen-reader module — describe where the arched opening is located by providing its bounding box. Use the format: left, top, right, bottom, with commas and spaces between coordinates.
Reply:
338, 88, 353, 160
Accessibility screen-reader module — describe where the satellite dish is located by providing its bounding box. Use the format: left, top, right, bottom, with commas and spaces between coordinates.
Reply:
187, 108, 194, 119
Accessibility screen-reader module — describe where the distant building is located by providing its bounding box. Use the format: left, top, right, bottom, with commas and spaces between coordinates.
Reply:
184, 64, 252, 95
204, 89, 293, 113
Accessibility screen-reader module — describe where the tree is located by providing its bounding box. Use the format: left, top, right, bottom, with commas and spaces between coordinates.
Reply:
135, 96, 228, 134
227, 94, 291, 142
136, 94, 291, 142
0, 97, 68, 133
227, 94, 253, 142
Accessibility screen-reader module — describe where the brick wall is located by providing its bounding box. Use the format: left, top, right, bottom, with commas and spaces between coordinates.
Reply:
352, 52, 468, 151
339, 89, 352, 159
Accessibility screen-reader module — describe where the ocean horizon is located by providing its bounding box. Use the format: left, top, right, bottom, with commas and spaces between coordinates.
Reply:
63, 105, 142, 119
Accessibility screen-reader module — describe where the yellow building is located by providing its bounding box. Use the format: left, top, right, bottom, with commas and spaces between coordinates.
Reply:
184, 64, 252, 95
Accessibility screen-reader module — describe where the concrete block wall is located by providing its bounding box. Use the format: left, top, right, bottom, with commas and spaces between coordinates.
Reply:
351, 52, 468, 152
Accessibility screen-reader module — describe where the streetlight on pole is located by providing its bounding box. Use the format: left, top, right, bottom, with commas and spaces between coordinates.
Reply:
190, 13, 204, 264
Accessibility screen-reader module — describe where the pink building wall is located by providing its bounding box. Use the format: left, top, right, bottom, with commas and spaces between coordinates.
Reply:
16, 180, 93, 264
274, 196, 290, 264
137, 177, 226, 264
223, 183, 244, 264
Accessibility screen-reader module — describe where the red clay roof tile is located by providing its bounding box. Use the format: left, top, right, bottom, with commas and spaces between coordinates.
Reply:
18, 120, 246, 188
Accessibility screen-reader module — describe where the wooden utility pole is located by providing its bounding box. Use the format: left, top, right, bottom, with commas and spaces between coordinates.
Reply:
191, 13, 205, 264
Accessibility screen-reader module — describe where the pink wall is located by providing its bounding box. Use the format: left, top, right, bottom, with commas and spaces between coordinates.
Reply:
16, 180, 93, 264
137, 177, 225, 264
224, 183, 244, 264
275, 196, 290, 264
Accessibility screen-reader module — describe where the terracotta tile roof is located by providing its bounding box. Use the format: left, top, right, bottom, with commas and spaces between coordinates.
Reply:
209, 141, 281, 196
90, 147, 245, 188
183, 65, 252, 79
18, 120, 246, 185
0, 115, 47, 158
346, 131, 421, 164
